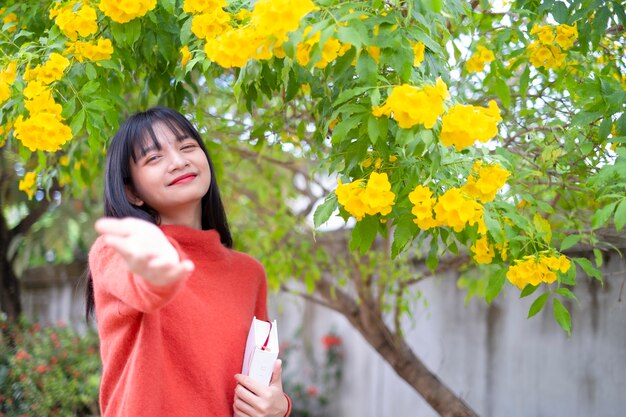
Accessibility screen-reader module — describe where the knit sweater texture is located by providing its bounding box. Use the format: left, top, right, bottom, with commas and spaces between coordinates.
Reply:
89, 225, 276, 417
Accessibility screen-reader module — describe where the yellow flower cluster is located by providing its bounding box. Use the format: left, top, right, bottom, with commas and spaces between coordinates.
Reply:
433, 188, 484, 232
191, 7, 230, 40
408, 185, 484, 232
527, 23, 577, 70
471, 235, 494, 264
335, 172, 396, 220
439, 100, 502, 151
50, 2, 98, 41
372, 78, 449, 129
462, 161, 511, 203
506, 254, 571, 289
189, 0, 315, 68
408, 185, 439, 230
466, 45, 495, 73
410, 41, 425, 67
0, 61, 17, 105
15, 54, 72, 152
24, 53, 70, 85
296, 27, 351, 68
64, 38, 114, 62
19, 171, 37, 200
99, 0, 157, 23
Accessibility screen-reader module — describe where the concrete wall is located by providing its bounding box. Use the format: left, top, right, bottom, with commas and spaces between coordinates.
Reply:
271, 252, 626, 417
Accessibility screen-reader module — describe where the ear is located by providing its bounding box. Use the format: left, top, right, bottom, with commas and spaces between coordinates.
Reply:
124, 185, 144, 207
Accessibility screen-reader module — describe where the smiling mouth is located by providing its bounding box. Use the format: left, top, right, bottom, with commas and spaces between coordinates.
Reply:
169, 173, 197, 186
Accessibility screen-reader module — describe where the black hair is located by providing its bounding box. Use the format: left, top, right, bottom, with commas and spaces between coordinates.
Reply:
85, 106, 232, 320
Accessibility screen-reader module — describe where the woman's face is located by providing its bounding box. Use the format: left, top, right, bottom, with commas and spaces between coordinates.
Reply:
127, 121, 211, 228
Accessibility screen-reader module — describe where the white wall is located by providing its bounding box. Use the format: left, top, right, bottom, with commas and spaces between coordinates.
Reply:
271, 252, 626, 417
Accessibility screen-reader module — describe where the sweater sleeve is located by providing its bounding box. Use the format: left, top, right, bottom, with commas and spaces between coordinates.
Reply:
88, 235, 189, 313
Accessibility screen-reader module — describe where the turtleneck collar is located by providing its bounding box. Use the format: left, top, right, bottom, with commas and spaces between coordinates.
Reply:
159, 225, 228, 261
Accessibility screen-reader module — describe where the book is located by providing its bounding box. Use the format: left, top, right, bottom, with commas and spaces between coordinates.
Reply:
241, 316, 279, 386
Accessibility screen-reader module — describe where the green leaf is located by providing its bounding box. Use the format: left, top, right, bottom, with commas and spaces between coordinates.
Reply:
495, 78, 511, 109
485, 268, 506, 303
391, 217, 415, 258
331, 115, 362, 144
70, 109, 85, 135
528, 292, 549, 318
520, 284, 539, 298
519, 65, 530, 100
161, 0, 176, 14
551, 1, 569, 23
614, 199, 626, 231
533, 213, 552, 244
180, 16, 193, 45
367, 114, 380, 144
336, 23, 368, 49
80, 80, 100, 96
314, 195, 338, 228
553, 298, 572, 336
84, 63, 97, 80
420, 0, 442, 13
356, 215, 379, 255
573, 257, 603, 282
593, 248, 603, 267
556, 287, 577, 301
355, 53, 377, 85
560, 234, 580, 251
591, 200, 617, 229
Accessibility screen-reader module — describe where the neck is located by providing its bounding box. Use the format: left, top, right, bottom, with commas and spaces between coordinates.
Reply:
159, 204, 203, 230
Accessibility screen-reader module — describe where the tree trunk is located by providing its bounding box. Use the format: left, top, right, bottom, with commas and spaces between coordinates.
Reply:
0, 213, 21, 321
313, 277, 479, 417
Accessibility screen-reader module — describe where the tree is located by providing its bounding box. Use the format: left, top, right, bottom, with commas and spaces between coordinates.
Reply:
1, 0, 624, 415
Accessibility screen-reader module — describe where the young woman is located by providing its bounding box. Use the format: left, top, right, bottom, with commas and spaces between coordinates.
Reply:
85, 107, 291, 417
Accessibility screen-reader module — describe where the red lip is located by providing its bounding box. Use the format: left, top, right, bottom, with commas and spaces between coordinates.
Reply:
169, 173, 197, 186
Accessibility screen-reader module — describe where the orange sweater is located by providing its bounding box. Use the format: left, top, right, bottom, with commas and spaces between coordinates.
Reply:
89, 225, 284, 417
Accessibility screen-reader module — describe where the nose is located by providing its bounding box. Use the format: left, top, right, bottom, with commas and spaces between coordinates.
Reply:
168, 150, 188, 171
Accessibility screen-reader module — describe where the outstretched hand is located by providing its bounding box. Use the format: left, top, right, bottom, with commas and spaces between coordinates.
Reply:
233, 359, 289, 417
95, 217, 194, 286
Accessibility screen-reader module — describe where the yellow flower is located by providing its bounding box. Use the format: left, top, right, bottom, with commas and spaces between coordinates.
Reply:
19, 171, 37, 200
471, 236, 494, 264
466, 46, 494, 73
410, 41, 425, 66
3, 12, 17, 33
65, 38, 114, 62
555, 24, 577, 50
530, 24, 554, 45
462, 161, 511, 203
14, 113, 72, 152
183, 0, 226, 15
409, 185, 437, 229
433, 188, 484, 232
191, 9, 230, 40
373, 78, 449, 129
506, 254, 570, 289
440, 100, 502, 151
180, 46, 192, 67
53, 3, 98, 41
336, 178, 367, 220
99, 0, 157, 24
0, 61, 17, 104
34, 53, 70, 85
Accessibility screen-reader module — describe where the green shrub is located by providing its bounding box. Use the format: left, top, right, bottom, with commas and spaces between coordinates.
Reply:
0, 314, 101, 417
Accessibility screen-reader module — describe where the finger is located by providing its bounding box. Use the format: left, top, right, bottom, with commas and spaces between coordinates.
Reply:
95, 218, 133, 236
269, 359, 283, 388
233, 389, 257, 417
234, 374, 264, 396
